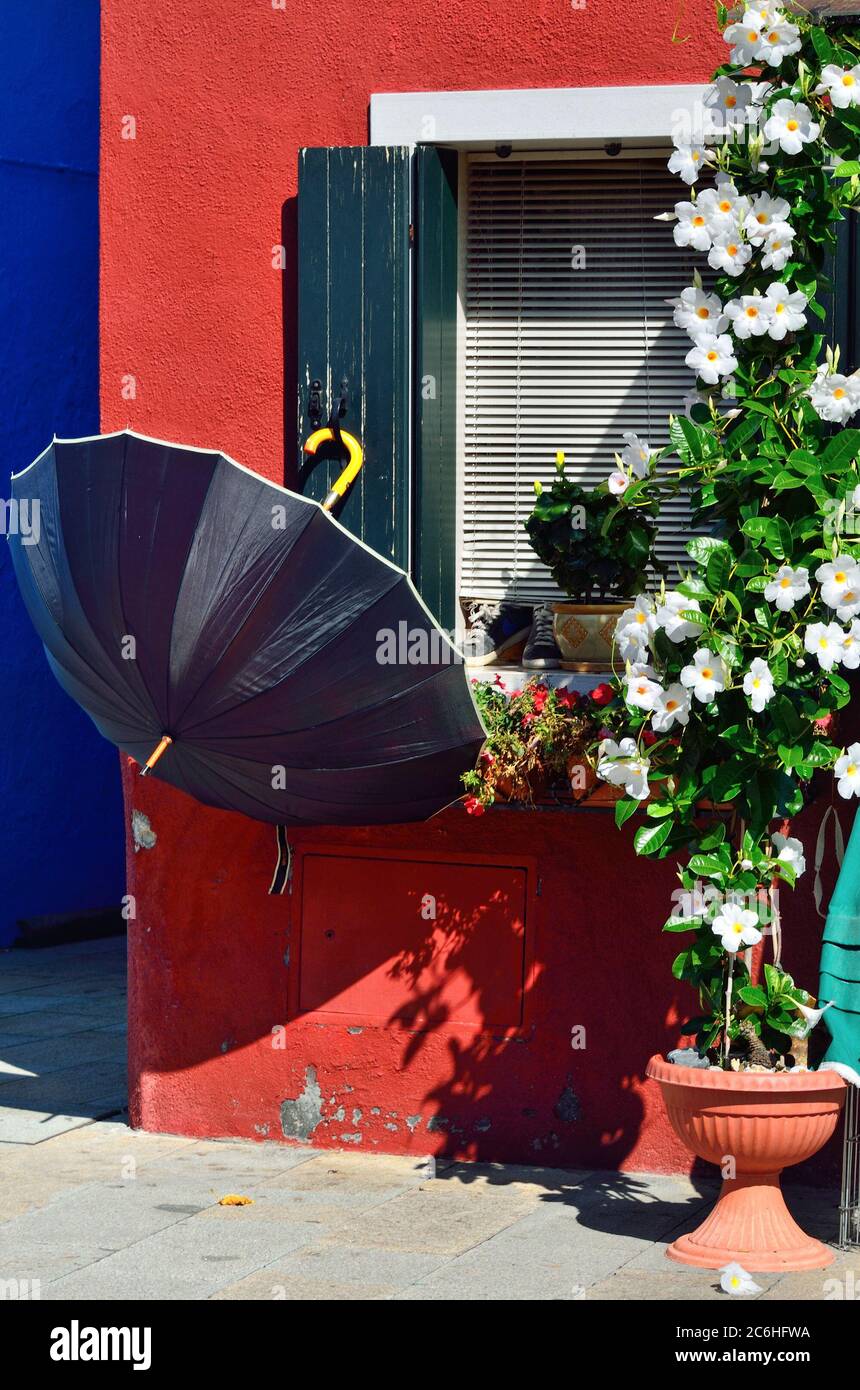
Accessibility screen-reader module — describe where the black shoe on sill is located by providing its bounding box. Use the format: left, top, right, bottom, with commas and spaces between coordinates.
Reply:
461, 600, 533, 665
522, 604, 561, 670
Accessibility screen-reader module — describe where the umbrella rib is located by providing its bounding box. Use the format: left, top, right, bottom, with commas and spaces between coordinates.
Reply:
18, 459, 154, 728
177, 551, 405, 736
170, 496, 321, 729
161, 453, 225, 730
173, 741, 471, 815
113, 432, 164, 723
183, 664, 473, 746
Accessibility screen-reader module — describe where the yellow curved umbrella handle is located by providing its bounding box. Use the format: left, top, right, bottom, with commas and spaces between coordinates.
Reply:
303, 427, 364, 512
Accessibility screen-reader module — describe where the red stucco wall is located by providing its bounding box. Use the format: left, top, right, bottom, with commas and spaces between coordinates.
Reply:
102, 1, 842, 1175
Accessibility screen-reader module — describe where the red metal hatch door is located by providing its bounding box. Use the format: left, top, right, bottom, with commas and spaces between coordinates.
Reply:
297, 851, 530, 1030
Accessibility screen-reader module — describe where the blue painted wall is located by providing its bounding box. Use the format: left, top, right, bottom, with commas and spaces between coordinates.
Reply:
0, 2, 124, 945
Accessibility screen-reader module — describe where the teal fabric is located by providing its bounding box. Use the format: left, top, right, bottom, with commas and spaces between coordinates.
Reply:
820, 811, 860, 1077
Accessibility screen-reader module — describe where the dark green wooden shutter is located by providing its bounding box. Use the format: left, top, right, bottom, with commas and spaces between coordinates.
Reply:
414, 147, 459, 631
297, 146, 411, 567
827, 214, 860, 374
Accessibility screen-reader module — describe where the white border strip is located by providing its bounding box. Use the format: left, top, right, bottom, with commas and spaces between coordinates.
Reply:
370, 84, 707, 148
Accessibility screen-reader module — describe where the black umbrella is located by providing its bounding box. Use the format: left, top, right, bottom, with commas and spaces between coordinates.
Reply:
8, 431, 485, 826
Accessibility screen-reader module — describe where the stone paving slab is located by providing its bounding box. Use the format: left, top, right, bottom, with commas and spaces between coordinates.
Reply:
42, 1214, 326, 1300
0, 1029, 126, 1082
0, 939, 856, 1302
0, 1010, 125, 1047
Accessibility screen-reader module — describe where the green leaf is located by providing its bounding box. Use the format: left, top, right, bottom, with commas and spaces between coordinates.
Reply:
633, 820, 673, 857
706, 545, 732, 594
662, 915, 701, 933
834, 160, 860, 178
688, 853, 727, 880
738, 984, 767, 1009
614, 797, 640, 829
822, 430, 860, 472
811, 27, 835, 66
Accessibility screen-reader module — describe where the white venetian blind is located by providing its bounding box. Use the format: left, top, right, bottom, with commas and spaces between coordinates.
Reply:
460, 152, 703, 602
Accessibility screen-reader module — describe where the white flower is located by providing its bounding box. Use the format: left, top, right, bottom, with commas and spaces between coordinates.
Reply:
707, 232, 752, 277
763, 100, 820, 156
651, 683, 691, 732
807, 367, 860, 424
743, 657, 775, 713
673, 200, 714, 252
656, 590, 703, 642
719, 1261, 763, 1296
620, 431, 656, 479
764, 564, 810, 612
712, 903, 762, 954
627, 659, 658, 680
625, 674, 664, 711
841, 618, 860, 669
608, 470, 630, 496
703, 78, 753, 132
668, 144, 712, 185
598, 737, 637, 764
761, 225, 795, 272
723, 14, 766, 67
725, 293, 773, 340
804, 620, 846, 671
597, 738, 650, 801
772, 832, 806, 879
816, 558, 860, 616
836, 742, 860, 798
816, 63, 860, 109
757, 17, 801, 66
680, 648, 727, 703
671, 286, 728, 339
615, 596, 657, 661
698, 184, 749, 235
763, 283, 806, 341
686, 332, 738, 385
795, 1000, 835, 1038
744, 193, 791, 245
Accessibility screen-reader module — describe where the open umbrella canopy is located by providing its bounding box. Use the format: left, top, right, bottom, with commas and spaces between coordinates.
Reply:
8, 431, 485, 825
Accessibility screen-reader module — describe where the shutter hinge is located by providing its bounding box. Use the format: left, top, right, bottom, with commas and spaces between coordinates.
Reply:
536, 878, 542, 897
408, 222, 415, 245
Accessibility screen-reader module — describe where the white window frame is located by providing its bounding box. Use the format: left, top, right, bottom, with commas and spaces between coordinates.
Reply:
370, 85, 707, 149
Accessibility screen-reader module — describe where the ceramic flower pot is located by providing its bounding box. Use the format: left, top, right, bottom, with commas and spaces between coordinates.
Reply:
646, 1055, 846, 1271
551, 603, 624, 671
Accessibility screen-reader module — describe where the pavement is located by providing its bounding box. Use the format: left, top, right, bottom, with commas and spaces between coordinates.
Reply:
0, 937, 857, 1302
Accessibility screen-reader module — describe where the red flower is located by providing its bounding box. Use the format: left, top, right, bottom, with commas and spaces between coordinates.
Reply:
597, 726, 613, 741
521, 711, 538, 727
556, 688, 579, 710
464, 795, 486, 816
532, 687, 548, 713
642, 729, 657, 747
589, 683, 614, 706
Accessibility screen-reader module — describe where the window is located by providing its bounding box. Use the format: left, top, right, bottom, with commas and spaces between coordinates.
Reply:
458, 150, 701, 603
300, 89, 859, 629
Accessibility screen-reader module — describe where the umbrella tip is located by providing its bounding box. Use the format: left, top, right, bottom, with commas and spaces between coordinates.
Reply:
140, 734, 173, 776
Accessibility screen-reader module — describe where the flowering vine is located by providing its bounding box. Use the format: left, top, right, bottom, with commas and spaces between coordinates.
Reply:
597, 2, 860, 1063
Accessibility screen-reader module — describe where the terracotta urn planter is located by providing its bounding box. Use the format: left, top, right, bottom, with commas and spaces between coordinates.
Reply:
647, 1055, 846, 1271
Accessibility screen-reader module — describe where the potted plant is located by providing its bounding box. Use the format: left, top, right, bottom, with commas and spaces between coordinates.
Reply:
461, 676, 614, 811
596, 1, 860, 1270
525, 447, 669, 669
